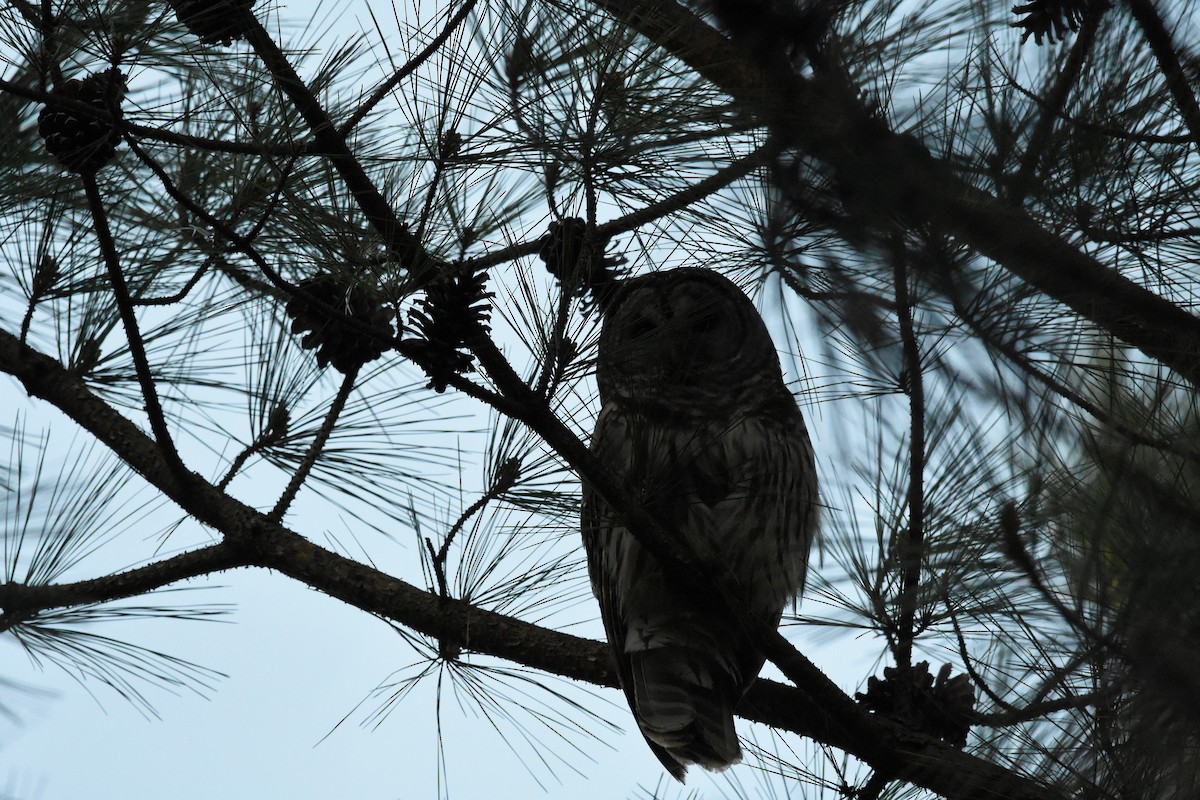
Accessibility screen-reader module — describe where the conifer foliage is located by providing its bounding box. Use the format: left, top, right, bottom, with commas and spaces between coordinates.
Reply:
3, 0, 1200, 797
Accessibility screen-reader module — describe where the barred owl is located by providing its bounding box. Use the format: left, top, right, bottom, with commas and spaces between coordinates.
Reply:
582, 268, 818, 780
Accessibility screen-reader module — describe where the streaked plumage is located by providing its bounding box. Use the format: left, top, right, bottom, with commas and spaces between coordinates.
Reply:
582, 268, 817, 780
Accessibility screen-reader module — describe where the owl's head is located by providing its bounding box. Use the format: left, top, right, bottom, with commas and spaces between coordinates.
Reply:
596, 268, 788, 409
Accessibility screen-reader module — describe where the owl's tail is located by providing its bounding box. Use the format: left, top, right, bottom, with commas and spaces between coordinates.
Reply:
629, 648, 742, 780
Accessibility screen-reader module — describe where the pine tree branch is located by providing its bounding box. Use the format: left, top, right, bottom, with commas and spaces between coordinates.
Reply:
1003, 73, 1191, 145
0, 76, 307, 156
1009, 8, 1104, 202
126, 137, 520, 417
82, 173, 185, 477
239, 18, 432, 277
269, 366, 358, 521
944, 272, 1200, 462
588, 0, 1200, 389
1124, 0, 1200, 153
891, 237, 926, 669
338, 0, 480, 137
977, 690, 1108, 727
0, 543, 245, 626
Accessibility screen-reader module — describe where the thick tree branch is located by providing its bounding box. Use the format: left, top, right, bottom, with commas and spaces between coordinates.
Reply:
591, 0, 1200, 389
1124, 0, 1200, 152
0, 543, 245, 625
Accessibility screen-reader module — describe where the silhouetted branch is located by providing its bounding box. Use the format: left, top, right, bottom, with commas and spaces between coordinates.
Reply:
338, 1, 480, 137
0, 543, 245, 630
240, 18, 432, 276
588, 0, 1200, 389
270, 367, 359, 521
891, 237, 926, 669
82, 173, 185, 477
1010, 7, 1104, 201
1125, 0, 1200, 152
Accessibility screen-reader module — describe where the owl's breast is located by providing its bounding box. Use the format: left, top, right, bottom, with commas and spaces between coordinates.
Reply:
593, 404, 814, 585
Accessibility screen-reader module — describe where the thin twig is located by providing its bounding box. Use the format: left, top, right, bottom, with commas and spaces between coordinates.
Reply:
1009, 8, 1104, 202
944, 592, 1019, 714
36, 0, 63, 86
270, 366, 358, 521
1001, 68, 1193, 146
426, 457, 519, 597
533, 91, 602, 398
82, 173, 185, 476
0, 76, 308, 155
131, 261, 211, 306
237, 153, 301, 248
1082, 223, 1200, 244
998, 503, 1109, 647
1125, 0, 1200, 153
776, 262, 899, 312
891, 236, 926, 669
464, 141, 777, 274
978, 689, 1107, 727
19, 223, 60, 342
428, 494, 488, 597
216, 409, 289, 491
217, 438, 264, 491
127, 137, 518, 415
536, 78, 604, 397
934, 251, 1200, 463
338, 0, 479, 136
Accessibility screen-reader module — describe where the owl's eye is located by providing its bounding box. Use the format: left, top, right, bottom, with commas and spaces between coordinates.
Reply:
626, 318, 656, 339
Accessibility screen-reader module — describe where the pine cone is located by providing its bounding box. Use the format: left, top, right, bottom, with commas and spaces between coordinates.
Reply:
167, 0, 256, 45
284, 273, 395, 373
1011, 0, 1103, 45
407, 266, 493, 392
38, 68, 126, 174
537, 217, 625, 309
856, 661, 975, 747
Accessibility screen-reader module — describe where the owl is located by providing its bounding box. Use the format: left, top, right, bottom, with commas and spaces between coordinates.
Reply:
582, 268, 818, 780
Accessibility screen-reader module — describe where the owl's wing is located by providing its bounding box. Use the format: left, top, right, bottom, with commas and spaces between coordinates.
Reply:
581, 407, 689, 780
582, 515, 693, 777
583, 406, 798, 778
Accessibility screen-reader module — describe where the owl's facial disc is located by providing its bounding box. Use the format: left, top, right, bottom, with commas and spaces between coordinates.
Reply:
611, 284, 746, 383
